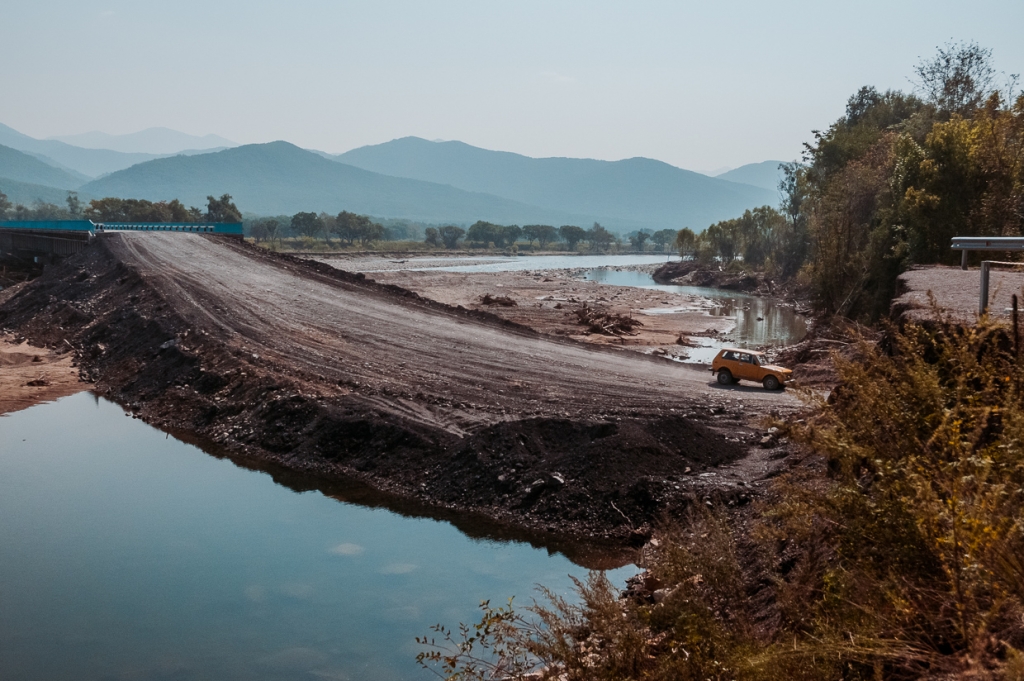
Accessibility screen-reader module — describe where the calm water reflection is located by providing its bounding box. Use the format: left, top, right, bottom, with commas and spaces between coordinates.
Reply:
583, 268, 807, 362
0, 393, 637, 681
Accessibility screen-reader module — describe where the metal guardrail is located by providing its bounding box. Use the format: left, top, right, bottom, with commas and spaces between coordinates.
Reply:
950, 237, 1024, 315
951, 236, 1024, 269
0, 219, 96, 234
0, 220, 244, 260
98, 222, 243, 236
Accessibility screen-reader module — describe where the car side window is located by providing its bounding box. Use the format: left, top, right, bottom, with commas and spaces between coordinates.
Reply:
739, 353, 751, 363
723, 351, 737, 361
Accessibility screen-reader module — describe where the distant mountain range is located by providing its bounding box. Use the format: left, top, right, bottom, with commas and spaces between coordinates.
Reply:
81, 142, 609, 226
48, 127, 236, 155
0, 144, 87, 190
334, 137, 777, 230
715, 160, 787, 192
1, 122, 787, 231
0, 124, 228, 178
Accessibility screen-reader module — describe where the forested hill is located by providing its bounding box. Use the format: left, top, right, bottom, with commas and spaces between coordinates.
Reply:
80, 142, 616, 226
0, 144, 87, 190
333, 137, 777, 229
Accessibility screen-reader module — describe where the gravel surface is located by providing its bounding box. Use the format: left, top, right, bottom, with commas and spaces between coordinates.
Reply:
895, 265, 1024, 323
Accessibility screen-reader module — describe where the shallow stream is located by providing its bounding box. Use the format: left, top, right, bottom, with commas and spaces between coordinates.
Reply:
385, 254, 807, 361
0, 393, 637, 680
582, 268, 808, 362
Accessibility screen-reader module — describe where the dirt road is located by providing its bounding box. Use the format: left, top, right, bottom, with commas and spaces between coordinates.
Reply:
112, 233, 796, 428
0, 233, 803, 544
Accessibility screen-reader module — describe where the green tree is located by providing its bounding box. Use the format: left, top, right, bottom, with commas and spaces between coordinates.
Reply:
587, 222, 615, 251
467, 220, 504, 247
424, 227, 442, 247
438, 225, 465, 249
651, 229, 676, 251
534, 225, 558, 249
522, 225, 543, 246
502, 224, 522, 247
206, 194, 242, 223
290, 211, 324, 239
250, 218, 280, 246
914, 40, 996, 117
628, 229, 651, 251
674, 227, 696, 258
559, 225, 586, 250
65, 192, 82, 218
0, 190, 10, 219
358, 220, 385, 246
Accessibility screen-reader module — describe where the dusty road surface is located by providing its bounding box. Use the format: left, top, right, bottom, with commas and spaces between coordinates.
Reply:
111, 233, 795, 428
0, 233, 803, 546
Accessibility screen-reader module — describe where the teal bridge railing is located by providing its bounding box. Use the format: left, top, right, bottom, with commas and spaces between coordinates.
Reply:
0, 220, 243, 236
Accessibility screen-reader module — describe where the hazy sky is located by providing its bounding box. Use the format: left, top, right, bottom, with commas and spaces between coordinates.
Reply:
4, 0, 1023, 172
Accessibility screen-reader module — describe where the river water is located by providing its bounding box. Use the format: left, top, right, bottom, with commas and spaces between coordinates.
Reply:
582, 268, 807, 362
380, 254, 807, 362
0, 393, 637, 681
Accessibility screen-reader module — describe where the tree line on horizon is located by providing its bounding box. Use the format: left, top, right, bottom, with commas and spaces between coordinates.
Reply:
0, 191, 243, 225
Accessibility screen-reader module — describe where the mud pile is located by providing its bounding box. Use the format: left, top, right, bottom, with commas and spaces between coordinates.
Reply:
0, 235, 780, 544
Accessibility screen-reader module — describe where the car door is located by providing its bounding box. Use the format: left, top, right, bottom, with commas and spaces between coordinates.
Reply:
736, 353, 758, 381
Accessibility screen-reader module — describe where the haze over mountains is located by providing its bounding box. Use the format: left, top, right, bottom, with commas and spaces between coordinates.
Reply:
0, 124, 232, 178
334, 137, 777, 229
714, 160, 787, 192
82, 142, 608, 226
1, 123, 785, 231
48, 128, 236, 155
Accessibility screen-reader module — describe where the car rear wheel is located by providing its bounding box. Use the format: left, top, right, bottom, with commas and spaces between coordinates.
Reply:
717, 369, 734, 385
762, 375, 781, 390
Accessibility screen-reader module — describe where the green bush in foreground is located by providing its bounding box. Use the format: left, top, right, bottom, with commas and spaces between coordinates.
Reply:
418, 316, 1024, 680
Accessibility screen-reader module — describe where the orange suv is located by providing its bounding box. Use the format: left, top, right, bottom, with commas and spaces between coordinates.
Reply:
710, 348, 792, 390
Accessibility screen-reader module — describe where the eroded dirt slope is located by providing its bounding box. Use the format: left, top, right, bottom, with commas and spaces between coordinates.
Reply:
0, 233, 801, 543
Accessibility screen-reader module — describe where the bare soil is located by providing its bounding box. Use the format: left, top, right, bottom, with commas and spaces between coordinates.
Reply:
353, 268, 735, 357
0, 234, 805, 547
0, 336, 84, 414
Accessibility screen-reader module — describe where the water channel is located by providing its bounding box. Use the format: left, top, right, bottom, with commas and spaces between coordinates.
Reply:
0, 393, 638, 681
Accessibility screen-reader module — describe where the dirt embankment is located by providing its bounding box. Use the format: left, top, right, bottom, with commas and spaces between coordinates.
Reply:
0, 234, 803, 546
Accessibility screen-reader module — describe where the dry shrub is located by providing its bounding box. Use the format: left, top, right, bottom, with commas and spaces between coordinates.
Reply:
418, 316, 1024, 680
776, 315, 1024, 675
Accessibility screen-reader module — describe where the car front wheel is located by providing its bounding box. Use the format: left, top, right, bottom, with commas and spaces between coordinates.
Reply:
762, 375, 781, 390
717, 369, 734, 385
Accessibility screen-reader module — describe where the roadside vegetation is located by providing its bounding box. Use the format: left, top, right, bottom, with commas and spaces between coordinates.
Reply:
415, 41, 1024, 681
418, 314, 1024, 680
